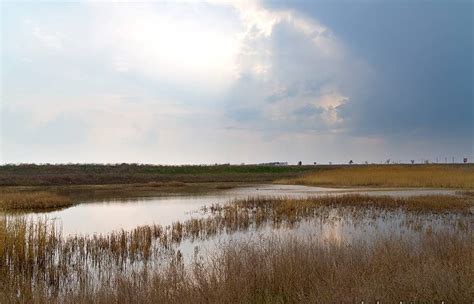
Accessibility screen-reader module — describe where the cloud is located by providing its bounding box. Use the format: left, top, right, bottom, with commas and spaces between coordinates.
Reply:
86, 2, 242, 94
31, 26, 63, 50
21, 18, 64, 51
222, 2, 369, 136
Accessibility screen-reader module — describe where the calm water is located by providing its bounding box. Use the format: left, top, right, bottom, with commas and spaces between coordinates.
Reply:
6, 184, 467, 278
177, 208, 465, 264
16, 184, 457, 236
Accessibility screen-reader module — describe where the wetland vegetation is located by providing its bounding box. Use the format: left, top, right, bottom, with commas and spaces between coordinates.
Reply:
1, 164, 472, 212
1, 194, 472, 303
0, 163, 318, 186
0, 191, 73, 212
283, 164, 474, 189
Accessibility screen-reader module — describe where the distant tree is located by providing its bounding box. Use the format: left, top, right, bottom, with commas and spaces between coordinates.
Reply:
349, 160, 353, 165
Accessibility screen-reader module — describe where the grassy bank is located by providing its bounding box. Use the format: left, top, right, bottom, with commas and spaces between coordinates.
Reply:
1, 194, 471, 303
0, 163, 319, 186
282, 164, 474, 189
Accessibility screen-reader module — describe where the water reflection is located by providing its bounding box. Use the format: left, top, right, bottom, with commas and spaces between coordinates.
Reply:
14, 184, 458, 236
176, 208, 466, 265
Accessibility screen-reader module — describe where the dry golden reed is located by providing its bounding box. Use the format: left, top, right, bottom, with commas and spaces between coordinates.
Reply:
0, 191, 73, 211
282, 165, 474, 189
1, 220, 470, 303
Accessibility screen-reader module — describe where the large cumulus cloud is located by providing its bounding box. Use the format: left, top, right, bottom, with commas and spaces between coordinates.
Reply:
224, 3, 371, 137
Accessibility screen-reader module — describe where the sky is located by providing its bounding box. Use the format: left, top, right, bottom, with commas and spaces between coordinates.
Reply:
1, 0, 473, 165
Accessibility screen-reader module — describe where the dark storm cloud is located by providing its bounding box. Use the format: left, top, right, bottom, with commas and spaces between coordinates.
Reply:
223, 9, 367, 136
265, 0, 473, 140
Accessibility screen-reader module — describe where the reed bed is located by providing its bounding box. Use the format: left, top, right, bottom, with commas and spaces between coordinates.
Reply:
223, 194, 473, 215
1, 194, 472, 303
1, 224, 470, 303
0, 191, 73, 211
282, 165, 474, 189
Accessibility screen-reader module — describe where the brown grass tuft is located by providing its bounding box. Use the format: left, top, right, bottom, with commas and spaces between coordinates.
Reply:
0, 191, 73, 211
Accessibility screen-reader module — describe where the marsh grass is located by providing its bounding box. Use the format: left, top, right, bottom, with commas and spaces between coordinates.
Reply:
282, 165, 474, 189
211, 194, 473, 219
1, 194, 472, 303
0, 191, 73, 211
1, 221, 470, 303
